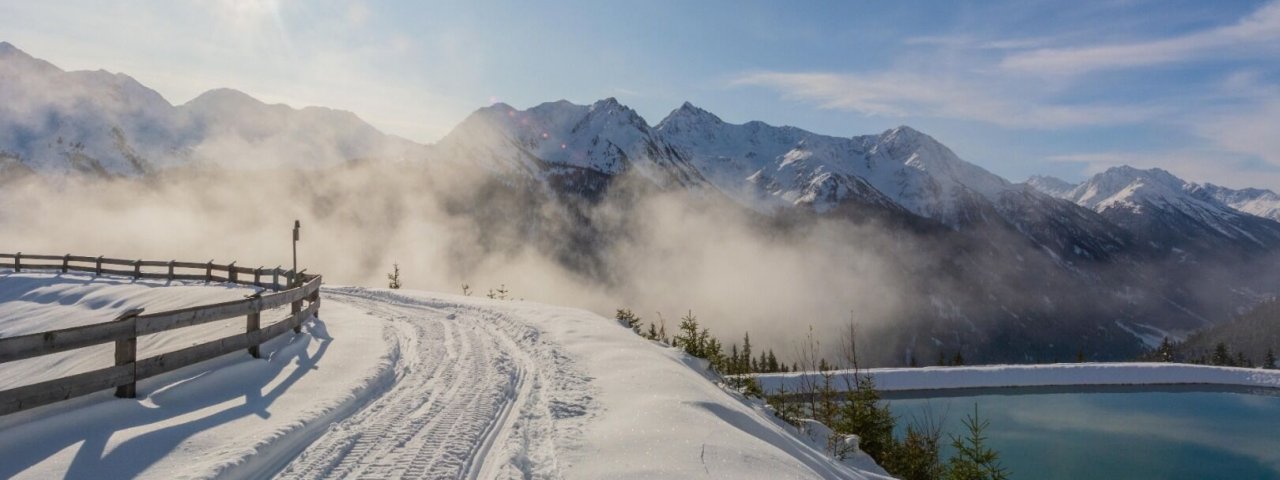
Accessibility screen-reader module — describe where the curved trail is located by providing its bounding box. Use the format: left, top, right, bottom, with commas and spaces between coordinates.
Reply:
275, 288, 592, 480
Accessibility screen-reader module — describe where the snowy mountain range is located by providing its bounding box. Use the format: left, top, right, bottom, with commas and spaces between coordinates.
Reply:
5, 41, 1280, 363
1028, 167, 1280, 253
0, 41, 423, 177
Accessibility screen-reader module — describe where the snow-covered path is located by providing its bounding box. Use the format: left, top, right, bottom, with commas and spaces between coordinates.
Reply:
277, 288, 586, 479
1, 275, 883, 479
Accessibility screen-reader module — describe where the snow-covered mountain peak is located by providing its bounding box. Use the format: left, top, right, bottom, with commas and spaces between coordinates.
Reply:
186, 88, 264, 109
1025, 175, 1078, 197
1065, 166, 1192, 211
1191, 183, 1280, 222
655, 101, 724, 133
436, 99, 704, 185
0, 42, 64, 77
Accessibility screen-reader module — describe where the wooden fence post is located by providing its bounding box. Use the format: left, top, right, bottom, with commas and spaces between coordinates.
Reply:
254, 267, 262, 288
14, 252, 20, 272
272, 267, 280, 291
96, 256, 103, 276
62, 254, 69, 273
113, 308, 145, 399
246, 292, 262, 359
310, 278, 321, 320
134, 260, 142, 279
168, 260, 175, 281
228, 261, 237, 283
205, 260, 213, 282
292, 297, 303, 333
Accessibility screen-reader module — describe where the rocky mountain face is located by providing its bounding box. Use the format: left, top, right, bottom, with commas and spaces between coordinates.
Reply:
1031, 167, 1280, 256
6, 41, 1280, 364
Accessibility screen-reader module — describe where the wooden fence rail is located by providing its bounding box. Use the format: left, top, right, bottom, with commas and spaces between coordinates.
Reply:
0, 253, 322, 416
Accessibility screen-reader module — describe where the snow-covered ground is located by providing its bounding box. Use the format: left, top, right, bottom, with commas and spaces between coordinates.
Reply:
756, 363, 1280, 394
0, 273, 392, 479
0, 273, 886, 479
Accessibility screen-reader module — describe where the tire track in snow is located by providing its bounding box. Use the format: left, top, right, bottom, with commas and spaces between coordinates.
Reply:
275, 288, 593, 479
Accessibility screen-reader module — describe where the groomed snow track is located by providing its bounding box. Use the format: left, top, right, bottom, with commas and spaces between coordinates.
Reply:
276, 287, 592, 480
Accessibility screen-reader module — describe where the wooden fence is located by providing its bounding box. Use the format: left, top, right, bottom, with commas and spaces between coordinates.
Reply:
0, 252, 322, 416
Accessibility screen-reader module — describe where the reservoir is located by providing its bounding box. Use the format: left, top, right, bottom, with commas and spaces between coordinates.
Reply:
887, 388, 1280, 479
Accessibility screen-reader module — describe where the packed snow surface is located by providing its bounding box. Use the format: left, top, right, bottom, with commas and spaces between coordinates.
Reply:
756, 363, 1280, 394
0, 273, 884, 479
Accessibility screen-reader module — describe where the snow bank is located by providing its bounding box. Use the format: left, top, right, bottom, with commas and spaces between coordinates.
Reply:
1, 276, 891, 479
0, 273, 393, 479
485, 297, 892, 479
279, 288, 890, 479
756, 363, 1280, 394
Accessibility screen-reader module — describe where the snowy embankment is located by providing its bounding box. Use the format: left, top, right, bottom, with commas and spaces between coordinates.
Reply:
756, 363, 1280, 394
0, 272, 394, 479
0, 272, 887, 479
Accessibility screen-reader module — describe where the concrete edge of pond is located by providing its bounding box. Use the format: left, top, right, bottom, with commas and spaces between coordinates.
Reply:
754, 362, 1280, 398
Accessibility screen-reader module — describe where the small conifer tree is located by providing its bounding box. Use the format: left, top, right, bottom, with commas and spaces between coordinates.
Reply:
615, 309, 642, 334
674, 311, 702, 357
1212, 342, 1232, 366
386, 264, 402, 289
947, 405, 1009, 480
1156, 337, 1175, 362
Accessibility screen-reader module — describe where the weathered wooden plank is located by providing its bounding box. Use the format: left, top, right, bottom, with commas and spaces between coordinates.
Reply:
0, 310, 141, 364
135, 331, 257, 379
62, 265, 97, 274
0, 364, 135, 416
138, 260, 171, 267
16, 254, 64, 261
136, 298, 258, 336
96, 267, 140, 277
64, 255, 98, 263
231, 265, 257, 275
135, 296, 320, 378
96, 257, 140, 267
3, 263, 61, 272
0, 253, 14, 259
169, 261, 213, 269
0, 262, 14, 269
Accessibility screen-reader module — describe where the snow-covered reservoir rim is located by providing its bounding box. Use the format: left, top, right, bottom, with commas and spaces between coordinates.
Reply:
756, 363, 1280, 394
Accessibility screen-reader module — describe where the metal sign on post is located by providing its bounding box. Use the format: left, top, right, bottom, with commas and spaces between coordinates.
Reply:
292, 220, 301, 287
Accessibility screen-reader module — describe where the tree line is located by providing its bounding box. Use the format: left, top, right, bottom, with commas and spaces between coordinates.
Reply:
616, 308, 1008, 480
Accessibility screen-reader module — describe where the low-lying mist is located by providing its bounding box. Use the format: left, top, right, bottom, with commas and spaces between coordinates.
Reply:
0, 160, 927, 364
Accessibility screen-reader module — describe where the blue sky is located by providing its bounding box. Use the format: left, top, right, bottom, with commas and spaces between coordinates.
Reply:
2, 0, 1279, 188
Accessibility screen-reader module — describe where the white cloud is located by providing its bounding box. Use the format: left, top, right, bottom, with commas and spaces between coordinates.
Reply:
731, 71, 1157, 129
1002, 1, 1280, 75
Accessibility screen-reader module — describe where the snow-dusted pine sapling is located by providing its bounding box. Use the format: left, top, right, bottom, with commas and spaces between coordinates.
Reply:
946, 405, 1009, 480
1266, 348, 1277, 369
387, 263, 402, 289
674, 311, 702, 357
615, 308, 642, 334
656, 312, 669, 345
884, 415, 943, 480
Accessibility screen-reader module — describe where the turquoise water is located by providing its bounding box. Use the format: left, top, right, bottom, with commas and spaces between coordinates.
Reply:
888, 390, 1280, 480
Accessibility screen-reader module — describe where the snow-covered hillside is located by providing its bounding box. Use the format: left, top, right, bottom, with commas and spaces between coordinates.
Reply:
0, 273, 884, 479
0, 42, 423, 176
